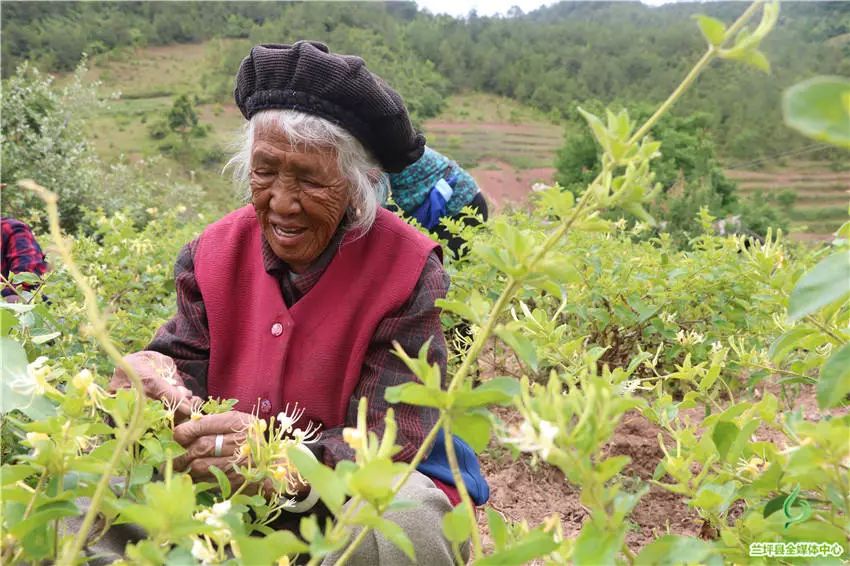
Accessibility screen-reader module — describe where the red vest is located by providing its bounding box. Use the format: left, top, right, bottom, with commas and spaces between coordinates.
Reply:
193, 205, 439, 427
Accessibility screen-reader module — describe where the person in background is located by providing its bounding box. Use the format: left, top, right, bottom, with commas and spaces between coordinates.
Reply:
1, 215, 49, 302
388, 146, 489, 258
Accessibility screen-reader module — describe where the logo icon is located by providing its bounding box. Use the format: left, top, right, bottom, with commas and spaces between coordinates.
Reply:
782, 484, 811, 528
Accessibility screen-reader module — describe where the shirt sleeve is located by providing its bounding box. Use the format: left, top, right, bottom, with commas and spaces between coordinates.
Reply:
314, 250, 450, 468
2, 220, 48, 297
146, 239, 211, 396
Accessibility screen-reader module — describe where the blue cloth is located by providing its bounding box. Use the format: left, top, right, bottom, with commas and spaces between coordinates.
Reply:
412, 177, 456, 230
417, 430, 490, 505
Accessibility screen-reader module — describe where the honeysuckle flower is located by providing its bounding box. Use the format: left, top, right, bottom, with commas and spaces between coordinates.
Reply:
191, 538, 217, 564
676, 329, 705, 346
194, 500, 232, 542
659, 311, 677, 325
71, 369, 93, 390
277, 403, 306, 433
343, 427, 364, 451
503, 419, 559, 460
10, 356, 55, 397
291, 421, 321, 445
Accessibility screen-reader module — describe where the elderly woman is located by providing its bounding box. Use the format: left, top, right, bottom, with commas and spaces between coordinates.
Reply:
388, 146, 488, 258
111, 41, 487, 564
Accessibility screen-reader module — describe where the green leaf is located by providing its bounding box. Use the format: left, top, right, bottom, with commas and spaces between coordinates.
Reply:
694, 15, 726, 46
768, 327, 819, 364
454, 377, 520, 408
485, 508, 509, 551
10, 500, 79, 539
573, 520, 625, 565
0, 337, 57, 420
783, 76, 850, 148
739, 49, 770, 73
763, 493, 788, 518
436, 299, 480, 325
635, 535, 719, 566
348, 459, 403, 503
711, 421, 739, 462
208, 465, 231, 499
0, 308, 17, 335
441, 501, 472, 544
788, 251, 850, 321
475, 529, 560, 565
384, 382, 447, 409
31, 331, 60, 345
367, 516, 416, 561
817, 342, 850, 408
288, 446, 346, 514
597, 455, 631, 483
234, 531, 309, 563
451, 410, 492, 453
495, 325, 539, 371
690, 482, 736, 514
1, 464, 36, 485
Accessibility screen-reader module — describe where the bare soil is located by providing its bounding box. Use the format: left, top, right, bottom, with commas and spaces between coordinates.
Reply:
477, 383, 847, 556
469, 160, 556, 211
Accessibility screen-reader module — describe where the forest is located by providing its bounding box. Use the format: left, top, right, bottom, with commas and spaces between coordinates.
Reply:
1, 1, 849, 565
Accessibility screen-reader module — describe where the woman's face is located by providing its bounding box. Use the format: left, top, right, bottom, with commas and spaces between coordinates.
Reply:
250, 126, 351, 273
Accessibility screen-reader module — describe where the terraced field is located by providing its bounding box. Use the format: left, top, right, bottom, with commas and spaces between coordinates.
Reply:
726, 162, 849, 239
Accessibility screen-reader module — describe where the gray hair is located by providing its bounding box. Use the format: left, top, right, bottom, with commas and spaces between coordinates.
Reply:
226, 109, 388, 234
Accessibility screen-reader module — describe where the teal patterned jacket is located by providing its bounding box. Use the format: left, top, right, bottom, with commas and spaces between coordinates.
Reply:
387, 146, 480, 217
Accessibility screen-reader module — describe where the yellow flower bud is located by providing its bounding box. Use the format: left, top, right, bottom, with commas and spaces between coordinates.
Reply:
72, 369, 94, 390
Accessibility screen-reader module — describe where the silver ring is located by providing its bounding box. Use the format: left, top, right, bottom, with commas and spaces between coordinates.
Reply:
214, 434, 224, 458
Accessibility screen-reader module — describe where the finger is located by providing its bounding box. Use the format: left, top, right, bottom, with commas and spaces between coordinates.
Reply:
186, 457, 246, 483
172, 432, 246, 471
173, 411, 255, 447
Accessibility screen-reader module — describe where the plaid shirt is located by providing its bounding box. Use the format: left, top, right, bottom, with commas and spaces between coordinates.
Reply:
148, 226, 449, 468
1, 217, 48, 297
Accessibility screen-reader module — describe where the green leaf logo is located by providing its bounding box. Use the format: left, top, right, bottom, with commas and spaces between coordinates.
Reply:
782, 484, 812, 529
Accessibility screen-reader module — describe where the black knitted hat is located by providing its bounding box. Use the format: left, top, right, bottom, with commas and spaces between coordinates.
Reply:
234, 40, 425, 173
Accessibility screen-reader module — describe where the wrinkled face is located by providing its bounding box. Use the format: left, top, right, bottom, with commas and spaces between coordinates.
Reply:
250, 126, 351, 273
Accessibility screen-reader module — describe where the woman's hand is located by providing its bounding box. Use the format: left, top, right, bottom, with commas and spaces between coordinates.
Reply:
109, 351, 201, 423
172, 411, 254, 482
109, 351, 201, 422
172, 412, 312, 498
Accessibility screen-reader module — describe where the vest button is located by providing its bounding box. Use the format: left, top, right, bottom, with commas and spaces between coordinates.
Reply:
271, 322, 283, 336
259, 398, 272, 415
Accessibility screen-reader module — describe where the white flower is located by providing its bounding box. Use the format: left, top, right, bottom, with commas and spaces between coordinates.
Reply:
711, 341, 723, 354
191, 538, 217, 564
503, 419, 559, 460
659, 311, 677, 325
276, 403, 306, 434
291, 421, 322, 445
10, 356, 52, 397
677, 329, 706, 346
194, 500, 232, 543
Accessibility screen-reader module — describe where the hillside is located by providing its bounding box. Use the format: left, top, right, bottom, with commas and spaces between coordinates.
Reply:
41, 40, 847, 238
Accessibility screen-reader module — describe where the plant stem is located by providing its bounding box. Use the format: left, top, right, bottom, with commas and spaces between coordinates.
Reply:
804, 315, 848, 346
326, 417, 446, 566
331, 526, 371, 566
443, 418, 483, 558
20, 180, 148, 566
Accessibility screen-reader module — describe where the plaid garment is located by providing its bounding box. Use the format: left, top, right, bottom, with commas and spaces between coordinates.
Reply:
1, 217, 48, 297
148, 227, 449, 468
